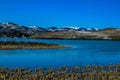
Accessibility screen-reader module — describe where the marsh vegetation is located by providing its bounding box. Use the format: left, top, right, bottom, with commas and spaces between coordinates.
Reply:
0, 64, 120, 80
0, 41, 68, 50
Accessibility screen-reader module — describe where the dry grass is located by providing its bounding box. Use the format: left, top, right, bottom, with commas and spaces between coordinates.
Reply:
0, 41, 69, 50
30, 29, 120, 40
0, 64, 120, 80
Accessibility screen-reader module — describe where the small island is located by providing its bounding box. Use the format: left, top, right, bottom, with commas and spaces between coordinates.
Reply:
0, 41, 69, 50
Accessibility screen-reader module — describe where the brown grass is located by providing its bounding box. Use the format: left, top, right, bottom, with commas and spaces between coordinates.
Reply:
0, 41, 69, 50
30, 30, 120, 40
0, 64, 120, 80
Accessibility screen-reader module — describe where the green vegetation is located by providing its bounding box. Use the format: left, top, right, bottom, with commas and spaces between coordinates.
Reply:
0, 64, 120, 80
0, 41, 69, 50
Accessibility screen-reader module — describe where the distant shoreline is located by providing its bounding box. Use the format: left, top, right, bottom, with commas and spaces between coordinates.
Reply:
29, 37, 120, 41
0, 41, 70, 50
30, 35, 120, 41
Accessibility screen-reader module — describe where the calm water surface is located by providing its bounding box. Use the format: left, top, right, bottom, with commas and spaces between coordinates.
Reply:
0, 38, 120, 68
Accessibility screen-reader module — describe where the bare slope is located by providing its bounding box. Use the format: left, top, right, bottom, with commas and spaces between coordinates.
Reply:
30, 28, 120, 40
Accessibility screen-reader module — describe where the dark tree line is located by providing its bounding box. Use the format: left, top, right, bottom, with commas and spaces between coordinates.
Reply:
0, 30, 30, 38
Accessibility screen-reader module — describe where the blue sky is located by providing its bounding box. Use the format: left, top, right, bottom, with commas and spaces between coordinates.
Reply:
0, 0, 120, 28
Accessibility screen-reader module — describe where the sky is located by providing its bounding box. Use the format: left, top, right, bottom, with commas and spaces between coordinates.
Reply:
0, 0, 120, 28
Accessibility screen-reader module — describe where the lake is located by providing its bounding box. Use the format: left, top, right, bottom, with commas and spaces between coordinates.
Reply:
0, 38, 120, 68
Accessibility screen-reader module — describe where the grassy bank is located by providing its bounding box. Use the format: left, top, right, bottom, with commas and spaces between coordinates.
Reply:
0, 64, 120, 80
0, 41, 69, 50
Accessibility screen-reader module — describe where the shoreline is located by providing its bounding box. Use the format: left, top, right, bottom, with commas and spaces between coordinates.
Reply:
29, 37, 120, 41
0, 41, 70, 50
1, 37, 120, 41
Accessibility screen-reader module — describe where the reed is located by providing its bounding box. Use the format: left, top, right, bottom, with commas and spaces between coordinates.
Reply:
0, 64, 120, 80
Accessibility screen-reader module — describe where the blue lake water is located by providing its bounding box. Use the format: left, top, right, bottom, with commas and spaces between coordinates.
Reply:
0, 38, 120, 68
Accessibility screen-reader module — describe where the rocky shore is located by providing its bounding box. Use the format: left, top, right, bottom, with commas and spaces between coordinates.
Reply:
0, 64, 120, 80
0, 41, 69, 50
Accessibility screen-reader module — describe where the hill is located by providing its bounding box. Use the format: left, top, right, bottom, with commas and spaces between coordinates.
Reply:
0, 22, 120, 40
30, 28, 120, 40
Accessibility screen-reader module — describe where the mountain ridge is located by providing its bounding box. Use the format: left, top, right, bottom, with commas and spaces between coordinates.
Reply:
0, 22, 120, 40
